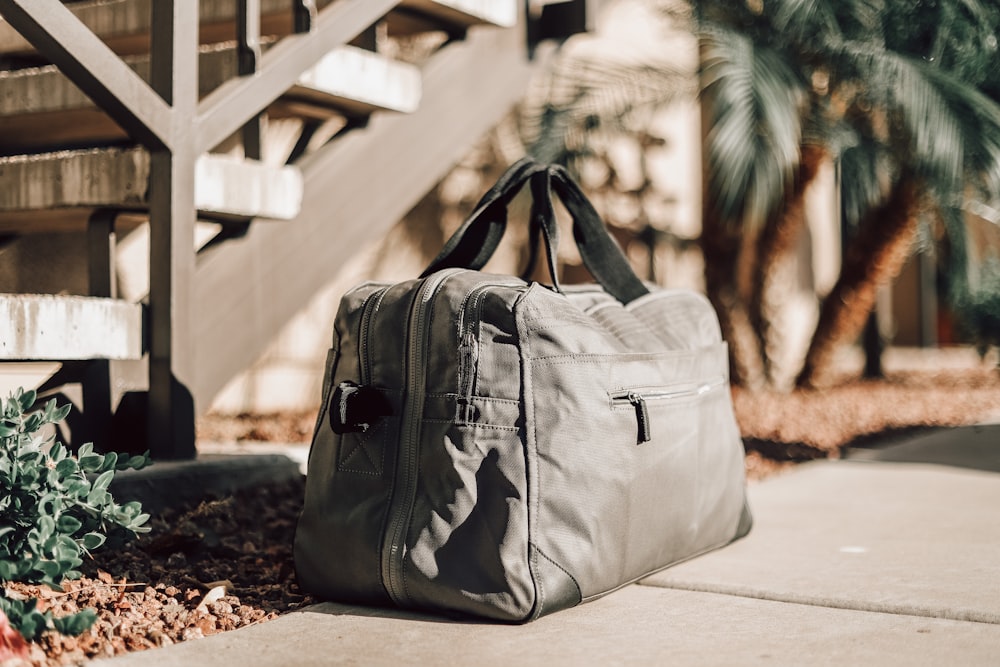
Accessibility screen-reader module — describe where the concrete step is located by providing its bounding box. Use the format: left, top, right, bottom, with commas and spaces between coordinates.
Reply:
0, 294, 143, 360
0, 0, 517, 58
0, 147, 303, 233
0, 43, 420, 154
392, 0, 517, 33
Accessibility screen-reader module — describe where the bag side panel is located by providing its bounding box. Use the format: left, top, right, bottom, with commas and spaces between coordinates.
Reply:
516, 284, 748, 605
400, 274, 534, 621
294, 282, 414, 607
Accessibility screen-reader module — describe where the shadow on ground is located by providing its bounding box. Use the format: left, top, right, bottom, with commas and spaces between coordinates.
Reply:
845, 423, 1000, 474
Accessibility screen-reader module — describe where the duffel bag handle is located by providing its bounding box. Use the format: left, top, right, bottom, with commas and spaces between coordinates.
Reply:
421, 158, 650, 305
421, 157, 546, 277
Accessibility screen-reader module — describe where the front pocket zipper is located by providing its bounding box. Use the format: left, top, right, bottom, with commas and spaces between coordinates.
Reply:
611, 377, 726, 445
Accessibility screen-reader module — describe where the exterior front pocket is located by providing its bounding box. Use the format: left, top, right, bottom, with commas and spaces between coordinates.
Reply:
526, 345, 739, 599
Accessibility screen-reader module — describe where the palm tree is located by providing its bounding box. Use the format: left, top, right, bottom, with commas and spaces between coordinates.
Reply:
515, 0, 1000, 387
795, 0, 1000, 386
697, 0, 1000, 388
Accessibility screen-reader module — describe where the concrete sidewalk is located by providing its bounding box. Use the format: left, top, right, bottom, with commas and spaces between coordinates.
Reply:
95, 423, 1000, 666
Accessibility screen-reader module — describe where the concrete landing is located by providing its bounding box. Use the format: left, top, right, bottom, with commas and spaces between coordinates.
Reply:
93, 422, 1000, 666
92, 585, 1000, 667
645, 458, 1000, 624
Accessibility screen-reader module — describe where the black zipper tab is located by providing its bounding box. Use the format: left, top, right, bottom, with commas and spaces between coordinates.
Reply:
628, 392, 651, 444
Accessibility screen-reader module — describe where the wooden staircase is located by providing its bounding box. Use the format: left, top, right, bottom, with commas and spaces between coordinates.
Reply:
0, 0, 593, 459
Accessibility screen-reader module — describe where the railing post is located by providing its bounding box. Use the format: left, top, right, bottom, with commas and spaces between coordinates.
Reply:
237, 0, 262, 160
84, 209, 117, 448
147, 0, 198, 459
293, 0, 317, 33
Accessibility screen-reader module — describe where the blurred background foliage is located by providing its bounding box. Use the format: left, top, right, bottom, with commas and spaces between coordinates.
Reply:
513, 0, 1000, 389
369, 0, 1000, 396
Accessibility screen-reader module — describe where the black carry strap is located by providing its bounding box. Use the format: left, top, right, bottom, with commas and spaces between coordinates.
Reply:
422, 157, 546, 276
421, 159, 649, 305
547, 164, 649, 303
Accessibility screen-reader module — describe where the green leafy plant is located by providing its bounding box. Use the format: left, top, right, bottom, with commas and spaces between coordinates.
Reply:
0, 388, 151, 642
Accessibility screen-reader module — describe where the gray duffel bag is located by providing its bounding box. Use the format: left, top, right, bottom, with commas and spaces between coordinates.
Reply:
294, 159, 751, 621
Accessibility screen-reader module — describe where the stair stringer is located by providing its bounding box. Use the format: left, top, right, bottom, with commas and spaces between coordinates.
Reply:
190, 25, 552, 410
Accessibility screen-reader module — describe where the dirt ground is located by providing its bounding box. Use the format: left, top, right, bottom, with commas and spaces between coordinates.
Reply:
9, 347, 999, 666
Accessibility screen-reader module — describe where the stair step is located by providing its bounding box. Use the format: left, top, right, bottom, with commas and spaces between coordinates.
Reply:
0, 148, 303, 233
0, 294, 143, 360
0, 0, 517, 58
393, 0, 517, 31
0, 44, 420, 154
284, 44, 421, 118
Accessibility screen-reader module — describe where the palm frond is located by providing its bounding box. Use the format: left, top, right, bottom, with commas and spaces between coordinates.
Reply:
772, 0, 840, 45
833, 43, 965, 187
700, 25, 806, 228
918, 63, 1000, 199
522, 51, 694, 165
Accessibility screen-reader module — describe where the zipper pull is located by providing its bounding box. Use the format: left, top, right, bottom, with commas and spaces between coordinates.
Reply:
455, 333, 479, 423
627, 392, 652, 444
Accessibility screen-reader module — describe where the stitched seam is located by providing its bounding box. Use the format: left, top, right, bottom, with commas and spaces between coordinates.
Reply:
425, 393, 520, 406
338, 424, 386, 476
423, 420, 519, 431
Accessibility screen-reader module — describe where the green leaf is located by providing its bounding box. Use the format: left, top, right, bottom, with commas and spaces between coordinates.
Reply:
38, 493, 60, 516
55, 458, 78, 476
125, 454, 151, 470
23, 412, 42, 433
65, 478, 91, 498
78, 454, 103, 473
86, 488, 110, 506
92, 469, 114, 493
81, 532, 106, 550
18, 389, 36, 412
38, 515, 56, 539
17, 450, 42, 465
49, 441, 65, 461
100, 452, 119, 472
52, 608, 96, 636
0, 559, 17, 580
56, 515, 83, 535
51, 403, 72, 422
14, 608, 47, 642
76, 442, 93, 458
36, 560, 61, 578
121, 500, 143, 514
0, 422, 16, 438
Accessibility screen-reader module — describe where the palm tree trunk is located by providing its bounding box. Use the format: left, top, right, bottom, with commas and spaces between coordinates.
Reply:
748, 144, 827, 383
701, 213, 766, 388
795, 177, 922, 389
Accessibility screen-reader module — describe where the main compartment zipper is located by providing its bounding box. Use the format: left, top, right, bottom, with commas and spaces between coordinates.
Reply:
380, 269, 461, 606
611, 377, 726, 444
358, 286, 391, 385
455, 280, 525, 423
